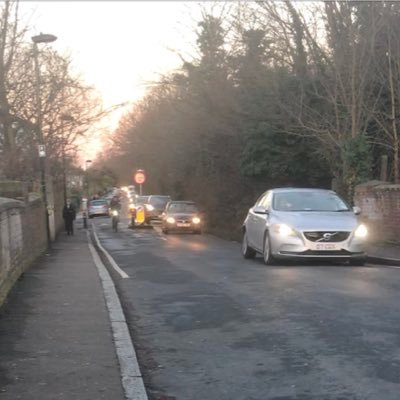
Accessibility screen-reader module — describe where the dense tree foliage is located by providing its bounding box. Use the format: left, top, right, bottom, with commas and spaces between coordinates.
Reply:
100, 2, 400, 238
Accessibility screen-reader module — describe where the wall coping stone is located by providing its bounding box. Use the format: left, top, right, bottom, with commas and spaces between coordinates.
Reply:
373, 184, 400, 191
356, 180, 387, 188
29, 198, 42, 207
28, 192, 41, 201
0, 197, 24, 213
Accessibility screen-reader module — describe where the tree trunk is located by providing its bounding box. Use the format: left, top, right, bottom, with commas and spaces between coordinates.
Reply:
387, 32, 399, 183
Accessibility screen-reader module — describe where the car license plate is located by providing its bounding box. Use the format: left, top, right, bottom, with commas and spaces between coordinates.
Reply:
177, 223, 190, 227
310, 243, 340, 251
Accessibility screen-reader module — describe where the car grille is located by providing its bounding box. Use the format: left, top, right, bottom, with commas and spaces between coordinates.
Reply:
303, 231, 350, 242
302, 249, 354, 256
176, 219, 191, 224
280, 250, 364, 256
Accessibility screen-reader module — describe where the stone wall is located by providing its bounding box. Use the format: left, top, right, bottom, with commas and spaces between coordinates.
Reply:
0, 197, 47, 306
354, 181, 400, 242
0, 180, 28, 201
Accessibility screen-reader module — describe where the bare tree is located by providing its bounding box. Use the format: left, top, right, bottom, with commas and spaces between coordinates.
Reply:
0, 0, 30, 177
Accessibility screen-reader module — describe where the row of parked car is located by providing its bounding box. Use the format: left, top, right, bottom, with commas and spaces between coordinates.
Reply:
127, 194, 203, 234
89, 186, 368, 265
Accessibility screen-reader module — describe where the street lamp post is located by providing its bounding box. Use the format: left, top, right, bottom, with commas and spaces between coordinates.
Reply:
32, 33, 57, 244
60, 114, 74, 205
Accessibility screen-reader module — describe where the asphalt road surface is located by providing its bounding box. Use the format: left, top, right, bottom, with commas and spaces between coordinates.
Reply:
92, 216, 400, 400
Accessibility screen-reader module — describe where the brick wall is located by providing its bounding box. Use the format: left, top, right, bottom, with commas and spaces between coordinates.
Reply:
0, 197, 47, 306
354, 181, 400, 242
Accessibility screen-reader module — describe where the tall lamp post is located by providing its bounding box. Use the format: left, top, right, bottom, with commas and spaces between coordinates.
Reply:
60, 114, 74, 205
32, 32, 57, 244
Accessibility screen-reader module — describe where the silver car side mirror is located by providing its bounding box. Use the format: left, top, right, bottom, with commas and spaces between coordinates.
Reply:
253, 205, 268, 214
353, 206, 361, 215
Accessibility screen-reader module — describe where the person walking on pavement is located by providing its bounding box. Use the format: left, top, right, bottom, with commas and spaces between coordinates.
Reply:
63, 200, 76, 235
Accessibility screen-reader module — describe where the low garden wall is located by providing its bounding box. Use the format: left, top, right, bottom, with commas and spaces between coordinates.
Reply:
354, 181, 400, 243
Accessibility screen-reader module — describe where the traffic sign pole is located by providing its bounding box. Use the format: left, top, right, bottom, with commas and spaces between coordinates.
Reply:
134, 170, 146, 195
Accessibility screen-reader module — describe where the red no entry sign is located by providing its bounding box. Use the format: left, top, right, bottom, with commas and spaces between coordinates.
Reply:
134, 170, 146, 184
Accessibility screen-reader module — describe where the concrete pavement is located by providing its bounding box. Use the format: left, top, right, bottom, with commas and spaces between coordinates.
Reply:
0, 224, 135, 400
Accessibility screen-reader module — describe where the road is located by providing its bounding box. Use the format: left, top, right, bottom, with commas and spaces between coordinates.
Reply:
92, 216, 400, 400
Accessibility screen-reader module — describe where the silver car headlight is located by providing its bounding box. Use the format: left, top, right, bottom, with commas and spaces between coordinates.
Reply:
354, 224, 368, 238
272, 223, 296, 237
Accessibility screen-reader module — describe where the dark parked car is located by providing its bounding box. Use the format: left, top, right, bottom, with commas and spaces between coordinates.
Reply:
88, 199, 109, 218
145, 195, 172, 222
162, 201, 202, 234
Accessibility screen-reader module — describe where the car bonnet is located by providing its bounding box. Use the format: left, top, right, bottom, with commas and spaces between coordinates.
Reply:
272, 210, 358, 231
168, 212, 197, 218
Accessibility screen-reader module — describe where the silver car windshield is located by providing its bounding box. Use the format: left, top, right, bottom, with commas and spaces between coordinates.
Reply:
272, 191, 350, 212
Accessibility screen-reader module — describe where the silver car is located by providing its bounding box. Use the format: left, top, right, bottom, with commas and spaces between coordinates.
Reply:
242, 188, 367, 265
88, 199, 109, 218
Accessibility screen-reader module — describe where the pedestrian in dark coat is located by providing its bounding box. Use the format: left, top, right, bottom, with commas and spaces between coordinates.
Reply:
63, 200, 76, 235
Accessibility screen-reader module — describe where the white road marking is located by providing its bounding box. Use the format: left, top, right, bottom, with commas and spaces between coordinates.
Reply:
91, 222, 130, 279
87, 231, 148, 400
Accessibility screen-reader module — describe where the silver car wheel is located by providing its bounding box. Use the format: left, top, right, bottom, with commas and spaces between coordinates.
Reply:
242, 231, 256, 259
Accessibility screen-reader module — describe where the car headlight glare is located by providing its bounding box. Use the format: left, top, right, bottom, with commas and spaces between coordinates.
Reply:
354, 224, 368, 238
145, 204, 154, 211
276, 223, 295, 236
166, 217, 176, 224
192, 217, 201, 224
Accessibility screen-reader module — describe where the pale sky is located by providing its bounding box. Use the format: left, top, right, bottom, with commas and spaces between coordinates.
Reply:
19, 1, 203, 160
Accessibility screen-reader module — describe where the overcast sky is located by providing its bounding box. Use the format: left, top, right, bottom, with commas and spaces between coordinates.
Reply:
19, 1, 202, 159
